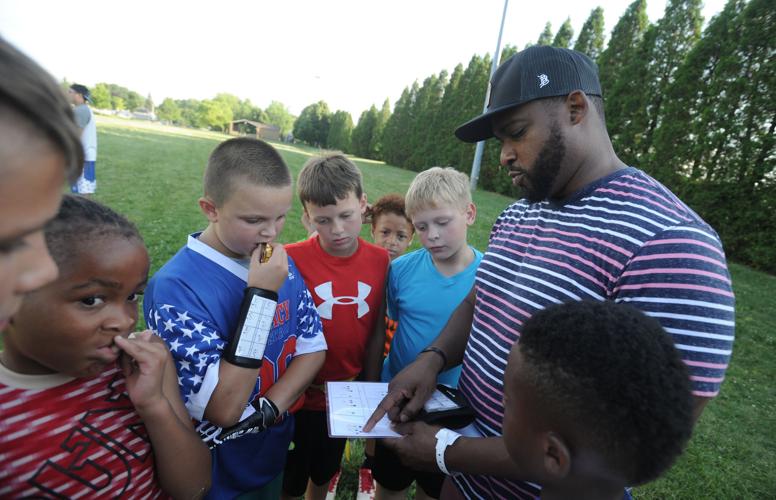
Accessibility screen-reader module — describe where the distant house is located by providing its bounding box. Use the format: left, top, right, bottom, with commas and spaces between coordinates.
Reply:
132, 108, 158, 121
229, 119, 280, 142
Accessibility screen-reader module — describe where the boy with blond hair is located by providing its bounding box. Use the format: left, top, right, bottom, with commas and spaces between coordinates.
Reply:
144, 137, 327, 499
374, 166, 483, 500
282, 153, 390, 500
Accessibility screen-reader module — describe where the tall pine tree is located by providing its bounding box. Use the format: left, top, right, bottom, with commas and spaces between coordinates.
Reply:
598, 0, 649, 134
369, 98, 392, 159
652, 0, 776, 270
407, 71, 448, 170
537, 23, 554, 45
574, 7, 606, 59
617, 0, 704, 165
327, 110, 353, 153
382, 86, 414, 167
553, 18, 575, 48
352, 105, 379, 159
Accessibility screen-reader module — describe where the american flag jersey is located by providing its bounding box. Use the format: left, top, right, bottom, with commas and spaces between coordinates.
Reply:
143, 234, 326, 497
0, 363, 166, 498
454, 168, 735, 499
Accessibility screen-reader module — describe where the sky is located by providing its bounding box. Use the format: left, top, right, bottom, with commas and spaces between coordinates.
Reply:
0, 0, 726, 120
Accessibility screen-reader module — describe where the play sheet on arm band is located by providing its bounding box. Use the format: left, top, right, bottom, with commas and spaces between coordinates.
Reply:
235, 295, 275, 360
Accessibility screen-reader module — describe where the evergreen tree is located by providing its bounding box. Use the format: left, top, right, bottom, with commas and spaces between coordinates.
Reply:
537, 22, 554, 45
432, 64, 465, 168
407, 71, 447, 170
553, 18, 575, 48
574, 7, 606, 59
598, 0, 648, 120
370, 98, 392, 159
448, 54, 491, 177
327, 110, 354, 153
352, 105, 379, 158
382, 86, 414, 167
652, 0, 775, 270
293, 101, 331, 147
617, 0, 704, 165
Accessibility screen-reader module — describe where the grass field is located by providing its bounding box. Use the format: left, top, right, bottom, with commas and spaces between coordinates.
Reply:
91, 117, 775, 498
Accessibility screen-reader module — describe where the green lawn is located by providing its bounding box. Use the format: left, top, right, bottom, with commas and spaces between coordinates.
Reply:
92, 117, 774, 498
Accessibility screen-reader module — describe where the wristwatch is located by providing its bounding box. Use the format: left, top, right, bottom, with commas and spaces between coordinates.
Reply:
435, 428, 462, 475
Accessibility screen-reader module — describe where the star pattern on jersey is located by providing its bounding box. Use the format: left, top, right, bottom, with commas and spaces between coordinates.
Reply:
146, 303, 227, 410
297, 287, 323, 339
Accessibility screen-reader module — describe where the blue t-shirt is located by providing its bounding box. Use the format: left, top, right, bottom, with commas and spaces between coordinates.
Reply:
381, 246, 483, 387
144, 234, 326, 499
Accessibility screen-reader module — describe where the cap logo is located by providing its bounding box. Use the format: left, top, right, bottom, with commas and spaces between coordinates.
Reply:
538, 74, 549, 88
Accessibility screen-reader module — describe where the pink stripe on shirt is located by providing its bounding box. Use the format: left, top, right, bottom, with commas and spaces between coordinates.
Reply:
643, 238, 726, 259
500, 221, 633, 257
684, 359, 729, 370
615, 282, 735, 298
631, 252, 726, 268
491, 243, 608, 289
620, 267, 732, 285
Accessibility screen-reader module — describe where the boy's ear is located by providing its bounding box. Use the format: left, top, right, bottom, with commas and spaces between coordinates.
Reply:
465, 202, 477, 225
359, 193, 368, 214
198, 196, 219, 223
542, 432, 571, 479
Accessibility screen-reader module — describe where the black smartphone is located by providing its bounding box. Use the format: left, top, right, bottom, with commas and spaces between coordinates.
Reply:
418, 385, 475, 429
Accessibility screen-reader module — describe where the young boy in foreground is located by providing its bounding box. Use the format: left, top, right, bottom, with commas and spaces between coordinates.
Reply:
374, 167, 483, 499
1, 195, 211, 498
144, 137, 327, 498
282, 154, 390, 500
501, 300, 693, 499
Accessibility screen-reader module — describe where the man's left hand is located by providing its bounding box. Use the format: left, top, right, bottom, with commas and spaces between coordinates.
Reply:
382, 421, 442, 472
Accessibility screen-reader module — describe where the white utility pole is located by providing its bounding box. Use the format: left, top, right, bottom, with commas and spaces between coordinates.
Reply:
470, 0, 509, 191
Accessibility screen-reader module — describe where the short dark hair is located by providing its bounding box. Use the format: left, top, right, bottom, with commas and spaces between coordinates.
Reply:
369, 193, 413, 233
203, 137, 290, 206
45, 194, 143, 267
0, 37, 83, 183
297, 153, 363, 207
516, 300, 693, 485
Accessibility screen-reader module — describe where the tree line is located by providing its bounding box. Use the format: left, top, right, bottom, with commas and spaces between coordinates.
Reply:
291, 0, 775, 273
71, 80, 296, 137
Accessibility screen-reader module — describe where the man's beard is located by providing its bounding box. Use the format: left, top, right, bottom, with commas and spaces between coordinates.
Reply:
520, 123, 565, 203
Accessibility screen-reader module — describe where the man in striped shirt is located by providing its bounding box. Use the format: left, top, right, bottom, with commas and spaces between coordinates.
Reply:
365, 46, 734, 499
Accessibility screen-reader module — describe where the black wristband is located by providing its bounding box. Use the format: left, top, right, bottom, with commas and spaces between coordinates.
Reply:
223, 287, 278, 368
420, 346, 448, 374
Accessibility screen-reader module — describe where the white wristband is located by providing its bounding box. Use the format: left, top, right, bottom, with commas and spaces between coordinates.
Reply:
435, 428, 462, 475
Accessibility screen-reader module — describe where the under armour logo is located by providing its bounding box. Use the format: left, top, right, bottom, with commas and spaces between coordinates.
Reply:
538, 74, 549, 88
314, 281, 372, 319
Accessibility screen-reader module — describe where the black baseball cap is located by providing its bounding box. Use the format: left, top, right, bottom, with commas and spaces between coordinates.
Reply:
455, 46, 602, 143
70, 83, 92, 103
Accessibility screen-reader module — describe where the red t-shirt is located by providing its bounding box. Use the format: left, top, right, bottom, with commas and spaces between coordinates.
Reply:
286, 236, 389, 410
0, 363, 166, 498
